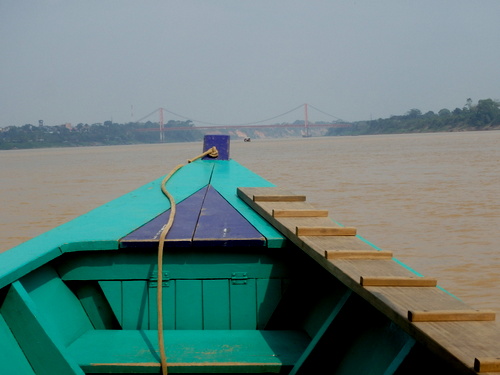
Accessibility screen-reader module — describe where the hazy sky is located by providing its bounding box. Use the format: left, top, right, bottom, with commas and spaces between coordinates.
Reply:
1, 1, 500, 127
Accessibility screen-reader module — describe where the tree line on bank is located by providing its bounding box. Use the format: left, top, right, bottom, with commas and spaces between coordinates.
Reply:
326, 98, 500, 136
0, 120, 203, 150
1, 98, 499, 149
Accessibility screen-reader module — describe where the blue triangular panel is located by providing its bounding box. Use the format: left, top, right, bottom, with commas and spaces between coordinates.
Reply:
120, 185, 265, 248
193, 186, 265, 246
120, 186, 208, 248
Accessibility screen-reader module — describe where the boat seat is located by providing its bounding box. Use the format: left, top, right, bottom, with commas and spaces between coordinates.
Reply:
67, 329, 310, 373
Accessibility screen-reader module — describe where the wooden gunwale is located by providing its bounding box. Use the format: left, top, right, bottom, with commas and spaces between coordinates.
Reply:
237, 186, 500, 374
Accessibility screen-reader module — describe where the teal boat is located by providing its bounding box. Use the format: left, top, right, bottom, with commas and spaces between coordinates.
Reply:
1, 135, 499, 374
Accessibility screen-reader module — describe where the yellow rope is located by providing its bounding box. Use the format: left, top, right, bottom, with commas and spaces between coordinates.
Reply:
187, 146, 218, 163
157, 146, 218, 375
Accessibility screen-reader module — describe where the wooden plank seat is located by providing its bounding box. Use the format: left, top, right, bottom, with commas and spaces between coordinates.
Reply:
67, 329, 310, 373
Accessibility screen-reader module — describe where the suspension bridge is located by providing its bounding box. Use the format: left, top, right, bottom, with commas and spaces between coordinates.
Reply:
134, 104, 351, 141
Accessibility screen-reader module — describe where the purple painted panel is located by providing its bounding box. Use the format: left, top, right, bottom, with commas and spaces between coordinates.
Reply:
193, 186, 265, 246
120, 184, 265, 248
203, 135, 230, 160
120, 187, 208, 248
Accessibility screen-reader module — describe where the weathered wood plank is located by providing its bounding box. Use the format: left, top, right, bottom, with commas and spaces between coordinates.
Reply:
296, 226, 357, 236
237, 185, 500, 372
328, 260, 423, 288
304, 235, 375, 253
413, 320, 500, 372
254, 194, 306, 202
360, 276, 437, 287
408, 310, 496, 322
325, 250, 393, 260
474, 357, 500, 373
242, 187, 307, 203
273, 209, 329, 217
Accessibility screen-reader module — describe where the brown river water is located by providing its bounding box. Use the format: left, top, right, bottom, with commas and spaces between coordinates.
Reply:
1, 132, 499, 312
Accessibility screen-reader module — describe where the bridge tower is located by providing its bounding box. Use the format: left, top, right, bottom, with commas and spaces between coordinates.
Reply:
159, 107, 164, 142
304, 103, 310, 137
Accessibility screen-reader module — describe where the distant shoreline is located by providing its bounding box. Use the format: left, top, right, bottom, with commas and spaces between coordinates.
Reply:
2, 127, 500, 151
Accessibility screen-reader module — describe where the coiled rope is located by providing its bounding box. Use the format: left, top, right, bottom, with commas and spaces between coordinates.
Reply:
157, 146, 218, 375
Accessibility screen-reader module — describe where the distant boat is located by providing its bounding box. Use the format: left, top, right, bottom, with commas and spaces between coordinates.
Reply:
0, 134, 498, 374
244, 137, 251, 142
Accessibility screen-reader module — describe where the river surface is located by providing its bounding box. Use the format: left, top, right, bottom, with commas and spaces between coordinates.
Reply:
1, 132, 499, 312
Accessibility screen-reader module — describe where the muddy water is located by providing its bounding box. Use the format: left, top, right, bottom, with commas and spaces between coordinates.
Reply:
1, 132, 499, 311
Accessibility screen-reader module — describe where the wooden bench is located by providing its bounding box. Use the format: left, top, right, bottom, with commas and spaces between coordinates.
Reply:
68, 329, 309, 373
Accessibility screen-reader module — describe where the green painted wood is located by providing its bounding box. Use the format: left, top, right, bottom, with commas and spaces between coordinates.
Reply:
0, 314, 35, 375
203, 279, 230, 329
148, 280, 176, 330
210, 160, 287, 248
0, 281, 84, 375
176, 280, 203, 329
265, 254, 350, 335
58, 251, 291, 281
122, 280, 149, 330
391, 341, 454, 374
19, 266, 93, 347
0, 243, 61, 290
256, 278, 282, 329
290, 290, 352, 375
334, 321, 414, 375
383, 337, 416, 375
67, 329, 310, 373
292, 294, 414, 375
73, 282, 121, 330
99, 280, 123, 327
230, 278, 257, 329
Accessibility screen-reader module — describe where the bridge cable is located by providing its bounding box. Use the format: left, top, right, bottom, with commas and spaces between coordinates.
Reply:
135, 104, 345, 127
142, 104, 305, 127
307, 104, 344, 122
135, 108, 161, 124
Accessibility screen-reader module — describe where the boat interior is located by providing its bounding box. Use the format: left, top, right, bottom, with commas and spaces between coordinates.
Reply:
0, 240, 456, 375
